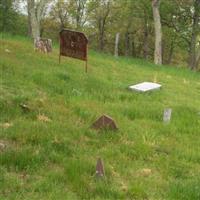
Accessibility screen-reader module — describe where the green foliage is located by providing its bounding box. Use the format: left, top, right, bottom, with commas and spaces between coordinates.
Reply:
0, 0, 27, 35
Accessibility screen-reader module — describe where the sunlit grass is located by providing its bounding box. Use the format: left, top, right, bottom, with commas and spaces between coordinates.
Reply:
0, 35, 200, 199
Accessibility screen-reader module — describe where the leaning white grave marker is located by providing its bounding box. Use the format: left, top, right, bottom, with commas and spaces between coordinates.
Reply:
129, 82, 162, 92
163, 108, 172, 123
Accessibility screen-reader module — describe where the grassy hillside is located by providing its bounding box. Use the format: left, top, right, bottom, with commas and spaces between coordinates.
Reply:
0, 36, 200, 200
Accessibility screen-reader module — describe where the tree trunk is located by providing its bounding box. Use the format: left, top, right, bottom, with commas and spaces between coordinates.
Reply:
125, 32, 130, 56
27, 0, 46, 43
152, 0, 162, 65
99, 30, 104, 51
31, 18, 40, 40
76, 0, 81, 30
166, 35, 176, 64
143, 11, 149, 59
114, 33, 120, 57
131, 41, 136, 57
27, 13, 32, 36
196, 49, 200, 69
188, 0, 200, 70
167, 43, 174, 65
143, 24, 148, 59
97, 1, 110, 51
98, 19, 105, 51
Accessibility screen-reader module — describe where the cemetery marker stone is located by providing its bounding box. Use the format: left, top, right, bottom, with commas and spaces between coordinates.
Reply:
96, 158, 105, 177
34, 38, 52, 53
129, 82, 162, 92
92, 114, 118, 131
59, 29, 88, 72
20, 103, 30, 112
163, 108, 172, 123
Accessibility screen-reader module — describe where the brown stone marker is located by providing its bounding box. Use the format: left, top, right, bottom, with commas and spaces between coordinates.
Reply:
59, 29, 88, 72
96, 158, 105, 177
92, 114, 118, 131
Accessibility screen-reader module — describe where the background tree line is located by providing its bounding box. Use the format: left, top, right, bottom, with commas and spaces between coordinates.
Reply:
0, 0, 200, 70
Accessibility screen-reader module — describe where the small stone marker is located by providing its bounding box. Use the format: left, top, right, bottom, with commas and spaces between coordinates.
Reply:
96, 158, 105, 177
92, 114, 118, 131
163, 108, 172, 123
0, 142, 6, 151
20, 103, 30, 112
129, 82, 162, 92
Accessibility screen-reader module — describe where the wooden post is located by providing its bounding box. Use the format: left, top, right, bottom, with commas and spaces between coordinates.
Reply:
114, 33, 120, 57
85, 60, 88, 73
85, 44, 88, 73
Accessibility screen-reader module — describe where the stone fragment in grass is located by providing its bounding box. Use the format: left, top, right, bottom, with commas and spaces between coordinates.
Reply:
72, 88, 82, 96
0, 142, 6, 151
183, 78, 190, 84
20, 103, 31, 112
96, 158, 105, 177
92, 114, 118, 131
0, 122, 13, 129
5, 49, 11, 53
163, 108, 172, 123
129, 82, 161, 92
37, 114, 51, 122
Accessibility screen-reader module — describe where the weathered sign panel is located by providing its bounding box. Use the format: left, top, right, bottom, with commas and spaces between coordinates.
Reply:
59, 29, 88, 72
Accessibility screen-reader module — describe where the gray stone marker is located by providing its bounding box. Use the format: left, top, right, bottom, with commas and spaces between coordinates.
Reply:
163, 108, 172, 123
129, 82, 162, 92
96, 158, 104, 177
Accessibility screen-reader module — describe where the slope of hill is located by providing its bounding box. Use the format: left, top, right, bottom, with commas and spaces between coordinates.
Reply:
1, 36, 200, 200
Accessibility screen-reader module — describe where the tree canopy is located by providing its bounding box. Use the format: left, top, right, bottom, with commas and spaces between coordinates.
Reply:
0, 0, 199, 69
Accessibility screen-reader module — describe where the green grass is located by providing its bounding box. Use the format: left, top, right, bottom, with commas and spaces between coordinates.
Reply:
0, 35, 200, 200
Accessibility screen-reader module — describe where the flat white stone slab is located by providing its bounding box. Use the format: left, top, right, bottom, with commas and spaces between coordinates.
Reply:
129, 82, 162, 92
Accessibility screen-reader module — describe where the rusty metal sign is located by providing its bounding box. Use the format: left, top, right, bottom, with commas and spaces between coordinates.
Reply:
59, 29, 88, 72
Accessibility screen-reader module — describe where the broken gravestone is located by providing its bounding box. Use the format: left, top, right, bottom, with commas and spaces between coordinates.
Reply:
163, 108, 172, 123
91, 114, 118, 131
96, 158, 105, 177
129, 82, 162, 92
34, 38, 52, 53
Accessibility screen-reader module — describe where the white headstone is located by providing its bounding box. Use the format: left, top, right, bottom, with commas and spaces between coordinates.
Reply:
163, 108, 172, 123
129, 82, 162, 92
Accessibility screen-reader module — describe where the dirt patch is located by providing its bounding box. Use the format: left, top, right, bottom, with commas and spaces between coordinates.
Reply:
0, 122, 13, 129
37, 114, 51, 122
137, 168, 152, 177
